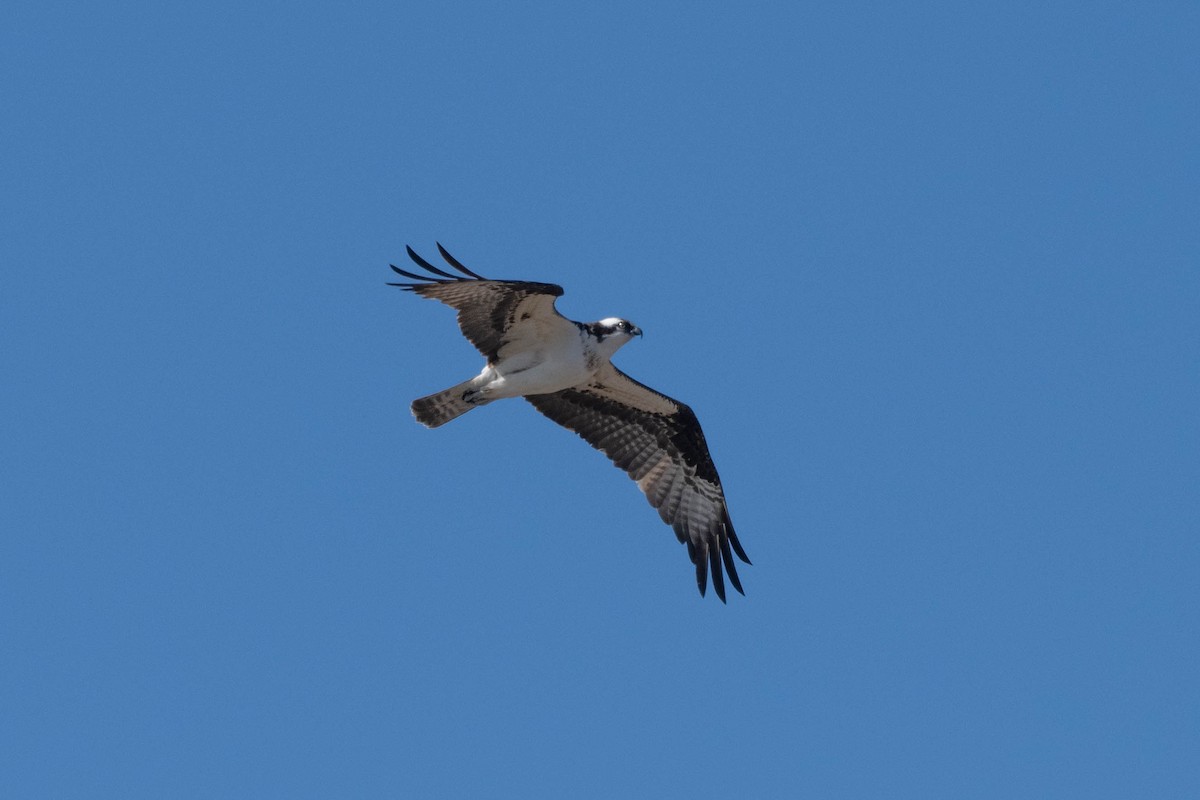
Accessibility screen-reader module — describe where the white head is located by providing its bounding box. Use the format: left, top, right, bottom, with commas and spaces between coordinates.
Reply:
588, 317, 643, 357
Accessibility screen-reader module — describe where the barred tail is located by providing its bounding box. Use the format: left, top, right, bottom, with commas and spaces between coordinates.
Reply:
411, 379, 483, 428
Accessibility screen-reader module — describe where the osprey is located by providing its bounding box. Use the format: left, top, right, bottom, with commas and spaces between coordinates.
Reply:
390, 244, 750, 601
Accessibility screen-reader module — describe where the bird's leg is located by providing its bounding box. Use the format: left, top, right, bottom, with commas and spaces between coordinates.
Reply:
462, 366, 505, 405
462, 388, 491, 405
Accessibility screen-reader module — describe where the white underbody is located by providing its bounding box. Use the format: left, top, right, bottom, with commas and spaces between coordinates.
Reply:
465, 316, 617, 401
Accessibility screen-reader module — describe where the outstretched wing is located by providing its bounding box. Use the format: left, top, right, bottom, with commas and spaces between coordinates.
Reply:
525, 363, 750, 601
389, 243, 566, 363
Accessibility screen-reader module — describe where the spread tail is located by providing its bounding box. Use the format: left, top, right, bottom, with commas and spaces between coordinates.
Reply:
411, 379, 486, 428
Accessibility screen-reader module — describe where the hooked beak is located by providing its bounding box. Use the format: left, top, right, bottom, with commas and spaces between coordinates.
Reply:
631, 325, 643, 337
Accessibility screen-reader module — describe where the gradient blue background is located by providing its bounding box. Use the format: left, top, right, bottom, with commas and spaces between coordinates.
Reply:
4, 2, 1198, 797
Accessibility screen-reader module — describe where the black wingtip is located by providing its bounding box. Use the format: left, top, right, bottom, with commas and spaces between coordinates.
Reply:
723, 507, 752, 565
721, 538, 745, 596
687, 533, 737, 601
436, 242, 487, 280
405, 245, 463, 280
389, 263, 449, 284
403, 245, 424, 266
709, 545, 727, 603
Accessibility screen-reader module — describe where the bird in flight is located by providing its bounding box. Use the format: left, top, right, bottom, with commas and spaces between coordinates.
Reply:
390, 244, 750, 601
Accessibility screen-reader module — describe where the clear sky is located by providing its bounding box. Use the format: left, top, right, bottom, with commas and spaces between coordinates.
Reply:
3, 1, 1198, 797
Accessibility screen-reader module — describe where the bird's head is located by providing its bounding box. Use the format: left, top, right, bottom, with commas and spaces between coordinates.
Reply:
590, 317, 643, 356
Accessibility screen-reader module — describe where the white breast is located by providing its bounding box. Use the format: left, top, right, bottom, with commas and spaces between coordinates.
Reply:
481, 319, 600, 398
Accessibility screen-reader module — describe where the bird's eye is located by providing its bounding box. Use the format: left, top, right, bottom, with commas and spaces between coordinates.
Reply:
620, 321, 629, 331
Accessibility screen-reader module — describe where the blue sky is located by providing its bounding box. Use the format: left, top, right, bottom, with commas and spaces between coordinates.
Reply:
3, 1, 1198, 797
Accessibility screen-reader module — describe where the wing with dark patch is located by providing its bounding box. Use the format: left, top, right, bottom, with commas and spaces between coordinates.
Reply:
389, 244, 565, 363
524, 363, 750, 601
